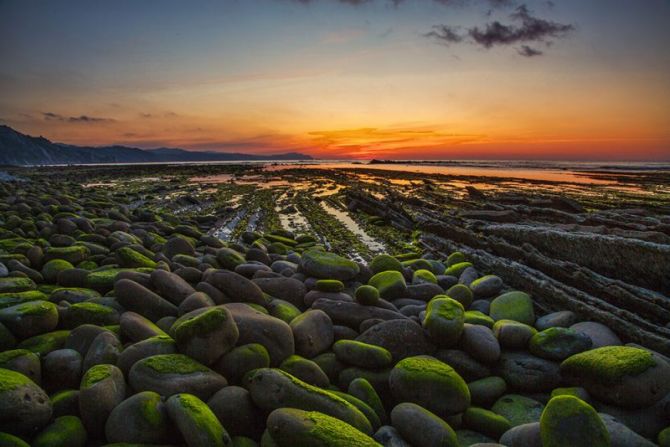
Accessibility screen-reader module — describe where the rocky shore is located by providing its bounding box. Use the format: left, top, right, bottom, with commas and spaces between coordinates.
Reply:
0, 165, 668, 446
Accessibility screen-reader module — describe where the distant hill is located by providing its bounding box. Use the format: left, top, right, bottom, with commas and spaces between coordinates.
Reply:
0, 125, 313, 165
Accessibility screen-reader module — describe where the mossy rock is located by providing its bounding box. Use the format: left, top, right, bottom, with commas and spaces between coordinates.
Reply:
44, 246, 89, 265
491, 394, 544, 427
104, 391, 175, 444
116, 247, 157, 269
315, 279, 344, 293
50, 389, 79, 418
246, 368, 372, 434
0, 368, 52, 434
659, 427, 670, 447
216, 248, 246, 270
266, 299, 302, 324
41, 259, 74, 283
0, 290, 48, 309
391, 402, 459, 447
333, 340, 392, 369
422, 296, 464, 347
369, 254, 403, 274
84, 268, 125, 293
560, 346, 670, 408
529, 327, 592, 361
468, 376, 507, 406
493, 319, 537, 349
412, 269, 437, 285
443, 261, 472, 277
62, 302, 119, 328
389, 355, 470, 417
464, 310, 494, 328
32, 415, 86, 447
165, 394, 228, 446
266, 408, 379, 447
354, 285, 380, 306
540, 395, 610, 447
0, 432, 30, 447
463, 406, 512, 439
0, 300, 59, 339
301, 250, 360, 281
170, 306, 239, 365
446, 252, 467, 267
215, 343, 270, 384
489, 291, 535, 325
0, 349, 40, 384
348, 377, 387, 426
0, 277, 36, 294
129, 354, 227, 400
17, 330, 70, 355
279, 355, 330, 388
367, 271, 406, 300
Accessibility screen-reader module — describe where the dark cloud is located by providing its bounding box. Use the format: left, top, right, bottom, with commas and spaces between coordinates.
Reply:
424, 25, 464, 44
517, 45, 543, 57
469, 5, 574, 48
42, 112, 115, 123
426, 4, 573, 56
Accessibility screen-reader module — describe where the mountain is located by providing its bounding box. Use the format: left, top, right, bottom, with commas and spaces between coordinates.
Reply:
0, 125, 313, 165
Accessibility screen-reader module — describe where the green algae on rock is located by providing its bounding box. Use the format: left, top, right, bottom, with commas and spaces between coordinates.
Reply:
540, 395, 610, 447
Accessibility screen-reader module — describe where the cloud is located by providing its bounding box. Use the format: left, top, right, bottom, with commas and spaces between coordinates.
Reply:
517, 45, 543, 57
469, 5, 573, 48
426, 4, 574, 56
424, 25, 463, 44
42, 112, 115, 123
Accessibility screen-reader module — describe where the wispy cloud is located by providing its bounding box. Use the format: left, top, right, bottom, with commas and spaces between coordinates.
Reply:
42, 112, 116, 123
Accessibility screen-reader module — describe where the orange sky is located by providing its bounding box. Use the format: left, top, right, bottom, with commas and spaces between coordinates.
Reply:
1, 0, 669, 160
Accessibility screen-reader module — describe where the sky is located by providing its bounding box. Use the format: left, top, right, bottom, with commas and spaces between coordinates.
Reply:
1, 0, 669, 160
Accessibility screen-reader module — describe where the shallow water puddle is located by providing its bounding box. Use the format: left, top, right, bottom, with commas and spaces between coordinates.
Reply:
319, 202, 386, 253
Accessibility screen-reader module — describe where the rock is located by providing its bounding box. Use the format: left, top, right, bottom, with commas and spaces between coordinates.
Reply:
0, 349, 41, 384
598, 413, 656, 447
170, 306, 239, 365
0, 368, 52, 434
499, 422, 542, 447
460, 323, 500, 364
540, 396, 610, 447
82, 331, 122, 371
117, 335, 177, 375
166, 393, 231, 447
225, 303, 294, 365
492, 394, 545, 427
529, 327, 592, 360
374, 425, 411, 447
493, 320, 537, 349
368, 271, 407, 300
252, 277, 306, 308
116, 246, 157, 268
356, 285, 380, 306
164, 237, 195, 260
349, 377, 388, 425
333, 340, 392, 369
0, 300, 59, 339
151, 269, 196, 305
179, 291, 216, 315
463, 406, 512, 439
357, 319, 435, 362
445, 284, 474, 309
570, 321, 622, 348
312, 299, 406, 330
213, 343, 270, 385
560, 346, 670, 408
535, 311, 578, 331
216, 247, 246, 270
61, 302, 119, 329
32, 415, 87, 447
489, 291, 535, 325
206, 271, 266, 305
280, 355, 330, 388
114, 279, 178, 322
389, 355, 470, 417
246, 368, 372, 434
470, 275, 503, 298
422, 296, 465, 348
42, 349, 82, 391
390, 402, 459, 447
496, 352, 561, 393
129, 353, 227, 400
105, 391, 175, 444
266, 408, 379, 446
119, 311, 168, 342
370, 254, 403, 274
79, 364, 126, 438
207, 386, 265, 439
290, 309, 334, 358
464, 310, 495, 328
468, 376, 508, 406
301, 250, 360, 281
434, 349, 491, 382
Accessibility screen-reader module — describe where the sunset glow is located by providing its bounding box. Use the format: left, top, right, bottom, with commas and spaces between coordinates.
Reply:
1, 0, 668, 160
